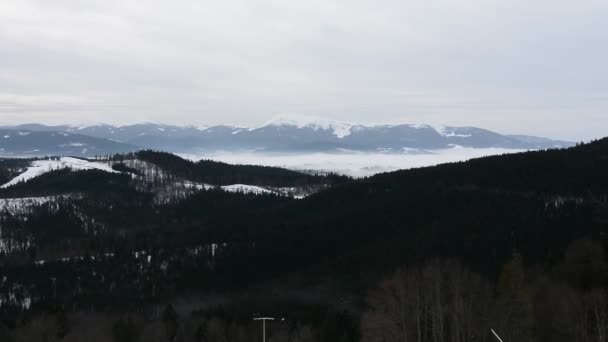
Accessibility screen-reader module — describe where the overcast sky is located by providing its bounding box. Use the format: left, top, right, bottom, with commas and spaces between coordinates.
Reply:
0, 0, 606, 140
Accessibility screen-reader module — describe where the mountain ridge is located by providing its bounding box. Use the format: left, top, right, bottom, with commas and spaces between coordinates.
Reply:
1, 116, 574, 156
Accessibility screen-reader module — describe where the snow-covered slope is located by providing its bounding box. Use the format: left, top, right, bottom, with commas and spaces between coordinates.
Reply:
220, 184, 273, 195
185, 182, 275, 195
0, 156, 293, 199
0, 157, 116, 188
0, 195, 74, 214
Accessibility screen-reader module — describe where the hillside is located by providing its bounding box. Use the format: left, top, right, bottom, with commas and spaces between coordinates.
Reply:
0, 152, 347, 200
127, 150, 349, 187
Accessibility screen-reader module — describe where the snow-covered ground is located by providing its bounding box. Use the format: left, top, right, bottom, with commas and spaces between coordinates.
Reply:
0, 196, 68, 214
220, 184, 273, 195
0, 157, 116, 188
185, 182, 275, 195
179, 147, 525, 178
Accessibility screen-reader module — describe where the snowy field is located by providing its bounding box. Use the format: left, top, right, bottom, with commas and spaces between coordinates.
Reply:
180, 147, 525, 178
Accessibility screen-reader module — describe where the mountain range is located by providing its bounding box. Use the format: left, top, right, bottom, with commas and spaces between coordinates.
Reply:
0, 116, 573, 157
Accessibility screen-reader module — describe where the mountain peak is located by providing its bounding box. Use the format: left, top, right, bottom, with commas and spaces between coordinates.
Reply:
259, 115, 355, 138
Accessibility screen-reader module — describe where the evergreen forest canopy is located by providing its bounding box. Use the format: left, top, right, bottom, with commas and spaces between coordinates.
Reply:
0, 139, 607, 342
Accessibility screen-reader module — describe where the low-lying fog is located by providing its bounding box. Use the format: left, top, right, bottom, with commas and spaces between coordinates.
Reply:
180, 147, 525, 178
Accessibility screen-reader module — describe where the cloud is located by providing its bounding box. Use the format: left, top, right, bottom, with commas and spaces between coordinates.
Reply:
0, 0, 606, 140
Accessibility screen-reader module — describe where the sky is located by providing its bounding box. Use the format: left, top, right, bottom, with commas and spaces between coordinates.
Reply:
0, 0, 606, 141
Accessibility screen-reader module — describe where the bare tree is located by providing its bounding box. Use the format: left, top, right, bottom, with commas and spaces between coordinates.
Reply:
361, 259, 491, 342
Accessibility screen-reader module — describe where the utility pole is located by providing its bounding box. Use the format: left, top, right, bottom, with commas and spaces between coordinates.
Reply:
254, 317, 275, 342
491, 329, 505, 342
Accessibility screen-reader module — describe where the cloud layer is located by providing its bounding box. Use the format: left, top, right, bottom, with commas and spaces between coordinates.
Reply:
1, 0, 606, 140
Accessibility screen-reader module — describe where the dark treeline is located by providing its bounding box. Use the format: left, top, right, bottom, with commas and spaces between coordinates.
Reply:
2, 243, 608, 342
371, 139, 608, 196
0, 139, 607, 341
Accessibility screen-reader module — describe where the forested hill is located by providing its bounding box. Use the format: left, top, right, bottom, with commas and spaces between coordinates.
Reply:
0, 151, 349, 199
367, 137, 608, 195
125, 150, 348, 187
277, 138, 608, 274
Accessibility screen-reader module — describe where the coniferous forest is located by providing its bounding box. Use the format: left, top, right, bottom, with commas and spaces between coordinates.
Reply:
0, 140, 607, 341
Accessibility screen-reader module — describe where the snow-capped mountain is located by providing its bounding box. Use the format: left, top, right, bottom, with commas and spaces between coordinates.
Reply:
0, 116, 573, 156
257, 115, 360, 138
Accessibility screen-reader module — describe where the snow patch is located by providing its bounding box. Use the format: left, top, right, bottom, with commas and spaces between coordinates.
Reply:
59, 143, 87, 147
444, 132, 472, 138
184, 182, 274, 195
0, 195, 75, 214
193, 125, 210, 131
427, 124, 448, 136
408, 124, 431, 130
0, 157, 116, 188
410, 124, 472, 138
220, 184, 273, 195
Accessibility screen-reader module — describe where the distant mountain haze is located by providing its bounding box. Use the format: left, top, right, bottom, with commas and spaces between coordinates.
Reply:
0, 128, 137, 157
0, 116, 573, 157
